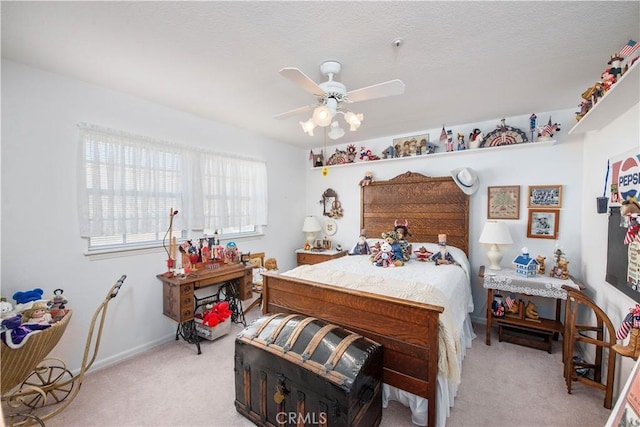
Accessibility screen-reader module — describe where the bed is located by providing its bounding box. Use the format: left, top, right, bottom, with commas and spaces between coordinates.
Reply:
261, 171, 475, 427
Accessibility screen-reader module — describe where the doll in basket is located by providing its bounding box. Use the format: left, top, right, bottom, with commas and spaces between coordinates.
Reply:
22, 302, 54, 325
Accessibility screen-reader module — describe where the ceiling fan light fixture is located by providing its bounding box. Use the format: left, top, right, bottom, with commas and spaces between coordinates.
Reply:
344, 111, 363, 131
300, 118, 316, 136
328, 121, 345, 140
312, 104, 332, 127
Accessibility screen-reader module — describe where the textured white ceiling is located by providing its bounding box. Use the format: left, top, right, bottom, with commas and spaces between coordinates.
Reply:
2, 1, 639, 149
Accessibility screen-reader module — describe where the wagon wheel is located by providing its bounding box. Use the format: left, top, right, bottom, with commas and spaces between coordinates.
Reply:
20, 358, 75, 409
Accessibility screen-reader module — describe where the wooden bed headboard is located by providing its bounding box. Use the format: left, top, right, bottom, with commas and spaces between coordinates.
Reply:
361, 171, 470, 255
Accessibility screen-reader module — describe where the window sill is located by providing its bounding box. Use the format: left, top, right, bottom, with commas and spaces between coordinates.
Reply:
84, 232, 265, 260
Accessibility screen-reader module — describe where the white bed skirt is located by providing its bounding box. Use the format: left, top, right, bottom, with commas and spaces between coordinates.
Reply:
382, 315, 476, 427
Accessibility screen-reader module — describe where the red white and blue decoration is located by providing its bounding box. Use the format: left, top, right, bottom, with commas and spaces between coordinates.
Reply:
609, 150, 640, 206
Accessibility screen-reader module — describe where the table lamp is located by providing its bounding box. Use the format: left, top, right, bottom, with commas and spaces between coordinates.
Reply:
479, 221, 513, 270
302, 216, 322, 246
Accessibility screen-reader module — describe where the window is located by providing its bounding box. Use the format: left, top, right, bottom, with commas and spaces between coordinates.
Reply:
78, 124, 267, 252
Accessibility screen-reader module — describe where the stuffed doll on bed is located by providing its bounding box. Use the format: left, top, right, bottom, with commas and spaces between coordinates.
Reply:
430, 234, 459, 266
349, 229, 371, 255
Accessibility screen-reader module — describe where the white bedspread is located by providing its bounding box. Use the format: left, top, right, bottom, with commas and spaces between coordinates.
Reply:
281, 242, 475, 426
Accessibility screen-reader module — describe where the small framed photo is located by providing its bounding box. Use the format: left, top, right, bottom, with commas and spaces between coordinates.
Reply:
392, 133, 430, 156
527, 185, 563, 208
527, 209, 560, 239
488, 186, 520, 219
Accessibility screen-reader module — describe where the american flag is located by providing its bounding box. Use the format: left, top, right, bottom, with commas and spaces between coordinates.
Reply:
619, 39, 639, 57
439, 126, 447, 142
505, 294, 516, 309
542, 123, 555, 136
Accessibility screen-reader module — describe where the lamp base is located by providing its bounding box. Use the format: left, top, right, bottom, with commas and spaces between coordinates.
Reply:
486, 244, 504, 271
305, 232, 317, 246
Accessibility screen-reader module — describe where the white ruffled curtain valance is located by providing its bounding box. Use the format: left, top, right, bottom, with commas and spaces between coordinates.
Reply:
77, 123, 267, 238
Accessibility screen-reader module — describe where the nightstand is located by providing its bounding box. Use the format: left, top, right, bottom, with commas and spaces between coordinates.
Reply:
481, 265, 584, 353
296, 248, 347, 265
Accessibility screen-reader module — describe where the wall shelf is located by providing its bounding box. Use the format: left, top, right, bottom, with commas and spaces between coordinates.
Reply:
311, 139, 557, 170
568, 60, 639, 135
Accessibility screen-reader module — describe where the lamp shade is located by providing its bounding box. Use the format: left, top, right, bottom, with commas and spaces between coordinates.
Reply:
479, 221, 513, 244
302, 215, 322, 246
328, 121, 345, 140
302, 216, 322, 232
479, 221, 513, 270
312, 105, 332, 127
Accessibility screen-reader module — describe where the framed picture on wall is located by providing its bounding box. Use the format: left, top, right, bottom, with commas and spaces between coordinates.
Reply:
527, 209, 560, 239
487, 185, 520, 219
527, 185, 563, 208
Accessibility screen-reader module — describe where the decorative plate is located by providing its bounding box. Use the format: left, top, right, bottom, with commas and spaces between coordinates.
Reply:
323, 219, 337, 236
480, 124, 529, 148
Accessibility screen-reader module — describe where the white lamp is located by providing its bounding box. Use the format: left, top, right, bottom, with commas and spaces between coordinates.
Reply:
479, 221, 513, 270
302, 216, 322, 245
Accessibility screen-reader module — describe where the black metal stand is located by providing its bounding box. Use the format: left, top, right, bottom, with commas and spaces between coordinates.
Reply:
173, 279, 246, 354
217, 279, 246, 327
175, 320, 202, 354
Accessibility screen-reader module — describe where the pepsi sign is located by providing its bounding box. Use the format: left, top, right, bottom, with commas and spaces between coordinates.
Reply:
611, 152, 640, 204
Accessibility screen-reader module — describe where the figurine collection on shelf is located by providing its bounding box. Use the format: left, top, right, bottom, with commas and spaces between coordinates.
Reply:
575, 39, 639, 122
308, 115, 559, 169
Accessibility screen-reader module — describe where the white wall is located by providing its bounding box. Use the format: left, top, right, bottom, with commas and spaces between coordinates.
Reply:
1, 60, 307, 372
580, 102, 640, 397
305, 110, 581, 321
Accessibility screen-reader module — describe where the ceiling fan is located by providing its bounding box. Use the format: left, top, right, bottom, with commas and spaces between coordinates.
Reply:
274, 60, 405, 139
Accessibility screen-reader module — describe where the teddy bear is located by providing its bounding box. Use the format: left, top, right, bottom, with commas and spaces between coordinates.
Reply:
558, 259, 570, 280
536, 255, 546, 275
0, 297, 14, 319
415, 246, 433, 262
525, 301, 539, 320
372, 241, 396, 268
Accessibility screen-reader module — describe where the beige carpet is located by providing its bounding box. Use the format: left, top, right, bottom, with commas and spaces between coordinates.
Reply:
15, 305, 612, 427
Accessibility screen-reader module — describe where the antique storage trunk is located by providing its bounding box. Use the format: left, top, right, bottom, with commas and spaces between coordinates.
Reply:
235, 313, 383, 426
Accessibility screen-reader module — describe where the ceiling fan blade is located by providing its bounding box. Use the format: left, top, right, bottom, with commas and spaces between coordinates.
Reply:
273, 104, 315, 120
279, 67, 326, 96
345, 79, 406, 103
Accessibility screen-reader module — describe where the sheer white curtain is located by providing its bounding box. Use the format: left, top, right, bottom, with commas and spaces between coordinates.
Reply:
199, 153, 268, 230
78, 124, 186, 237
78, 123, 267, 239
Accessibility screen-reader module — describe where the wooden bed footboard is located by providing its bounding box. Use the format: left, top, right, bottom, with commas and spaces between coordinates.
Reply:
262, 272, 442, 427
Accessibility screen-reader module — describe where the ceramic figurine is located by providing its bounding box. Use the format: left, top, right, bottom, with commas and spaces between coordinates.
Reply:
456, 133, 466, 150
536, 255, 546, 275
525, 301, 539, 320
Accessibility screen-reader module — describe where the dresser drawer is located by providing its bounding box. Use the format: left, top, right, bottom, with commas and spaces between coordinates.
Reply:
296, 250, 346, 265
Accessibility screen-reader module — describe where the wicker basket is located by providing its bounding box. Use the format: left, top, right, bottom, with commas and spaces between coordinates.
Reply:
1, 310, 73, 395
